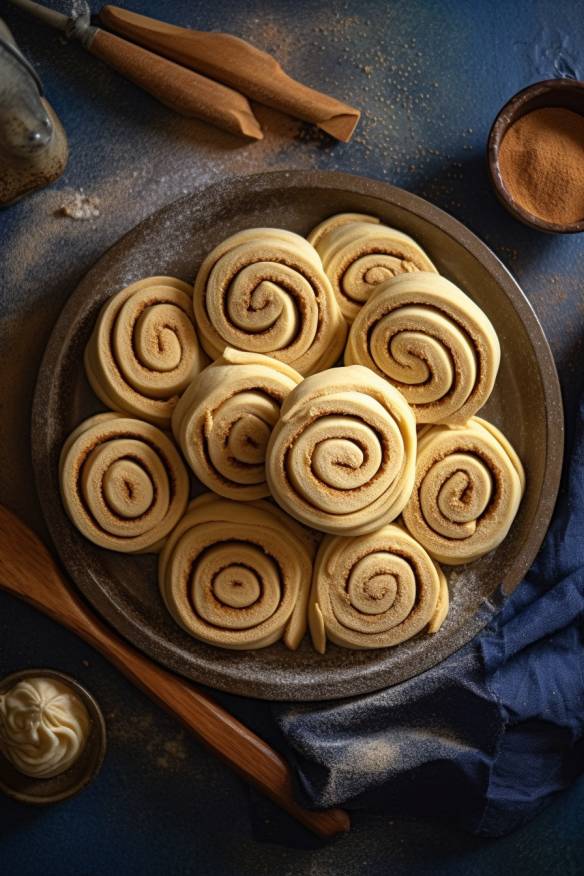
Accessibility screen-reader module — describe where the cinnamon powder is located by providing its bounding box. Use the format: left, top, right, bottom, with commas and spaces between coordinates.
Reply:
498, 107, 584, 225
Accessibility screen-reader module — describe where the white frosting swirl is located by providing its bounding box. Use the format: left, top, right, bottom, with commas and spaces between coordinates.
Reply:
0, 677, 90, 778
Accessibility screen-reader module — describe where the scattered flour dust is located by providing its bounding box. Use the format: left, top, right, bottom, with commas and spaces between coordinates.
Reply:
1, 89, 314, 305
57, 189, 101, 220
350, 737, 400, 774
322, 726, 472, 801
70, 0, 90, 21
106, 710, 189, 773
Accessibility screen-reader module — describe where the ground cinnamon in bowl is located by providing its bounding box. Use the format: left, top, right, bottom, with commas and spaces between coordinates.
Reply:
498, 107, 584, 226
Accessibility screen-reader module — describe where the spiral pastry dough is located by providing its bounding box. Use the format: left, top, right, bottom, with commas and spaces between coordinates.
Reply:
60, 413, 189, 553
85, 276, 204, 428
266, 365, 417, 535
159, 493, 315, 650
193, 228, 347, 375
309, 524, 449, 652
172, 348, 302, 500
307, 213, 437, 323
345, 272, 501, 424
307, 212, 380, 248
402, 417, 525, 565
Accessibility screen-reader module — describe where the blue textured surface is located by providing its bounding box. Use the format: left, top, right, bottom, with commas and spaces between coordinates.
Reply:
1, 1, 584, 873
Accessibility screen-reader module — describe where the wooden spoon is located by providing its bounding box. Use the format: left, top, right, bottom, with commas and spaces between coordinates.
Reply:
0, 505, 350, 839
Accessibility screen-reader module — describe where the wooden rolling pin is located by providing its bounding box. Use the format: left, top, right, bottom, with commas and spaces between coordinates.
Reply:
7, 0, 262, 139
0, 505, 350, 839
100, 5, 360, 142
87, 31, 263, 139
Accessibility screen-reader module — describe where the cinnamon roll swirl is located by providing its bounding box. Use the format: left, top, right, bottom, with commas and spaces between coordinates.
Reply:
60, 413, 189, 553
401, 417, 525, 564
193, 228, 347, 375
345, 272, 500, 424
172, 348, 302, 500
309, 524, 448, 652
85, 276, 204, 427
159, 493, 315, 650
266, 365, 417, 535
308, 213, 437, 323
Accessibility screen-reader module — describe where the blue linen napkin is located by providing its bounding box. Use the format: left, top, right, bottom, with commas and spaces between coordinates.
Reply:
272, 387, 584, 837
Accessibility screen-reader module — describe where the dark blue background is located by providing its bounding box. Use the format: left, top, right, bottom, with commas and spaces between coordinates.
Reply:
1, 1, 583, 873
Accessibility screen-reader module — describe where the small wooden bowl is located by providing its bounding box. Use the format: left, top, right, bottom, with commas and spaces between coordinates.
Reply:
487, 78, 584, 233
0, 669, 106, 805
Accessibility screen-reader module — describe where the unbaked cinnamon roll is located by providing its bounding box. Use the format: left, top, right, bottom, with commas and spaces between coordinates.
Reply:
85, 276, 204, 428
307, 212, 380, 248
309, 524, 448, 652
193, 228, 347, 375
60, 413, 189, 553
307, 213, 437, 323
345, 272, 500, 424
266, 365, 417, 535
402, 417, 525, 564
159, 493, 316, 650
172, 348, 302, 500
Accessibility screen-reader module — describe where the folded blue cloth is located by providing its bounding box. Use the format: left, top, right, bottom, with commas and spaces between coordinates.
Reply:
273, 388, 584, 837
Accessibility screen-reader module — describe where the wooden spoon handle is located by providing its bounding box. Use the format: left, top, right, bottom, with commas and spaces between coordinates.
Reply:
99, 5, 360, 141
86, 28, 262, 139
0, 506, 349, 838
